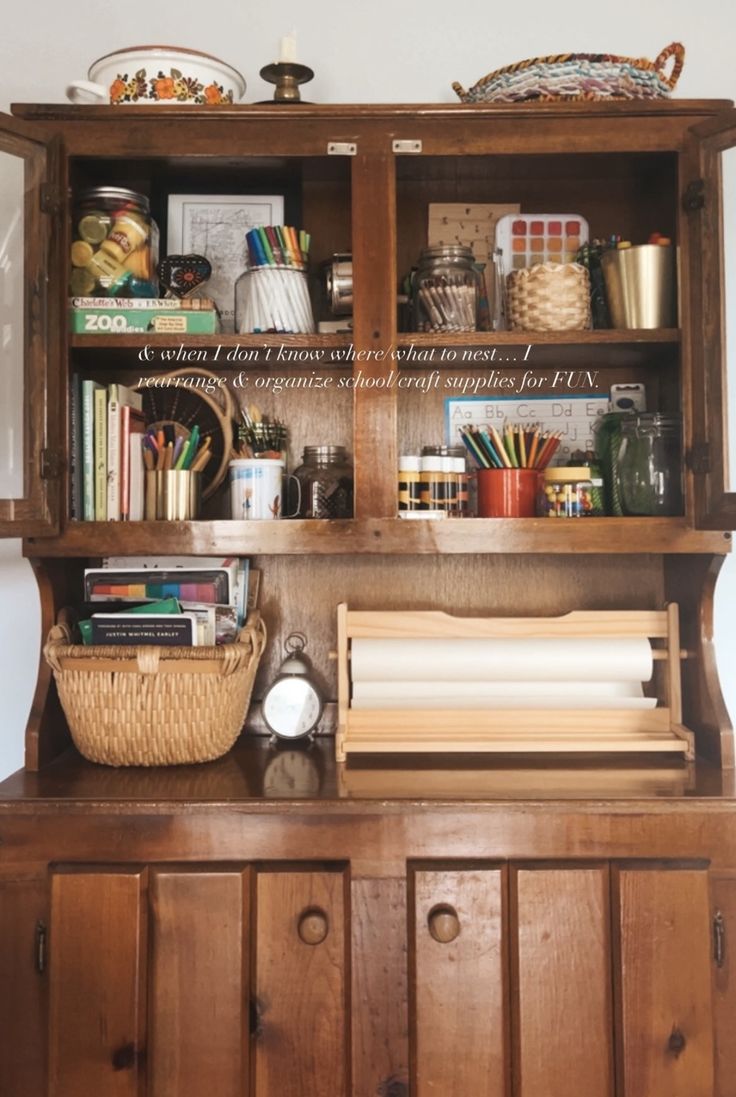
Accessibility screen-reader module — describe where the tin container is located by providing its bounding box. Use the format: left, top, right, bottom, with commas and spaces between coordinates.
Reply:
70, 188, 159, 299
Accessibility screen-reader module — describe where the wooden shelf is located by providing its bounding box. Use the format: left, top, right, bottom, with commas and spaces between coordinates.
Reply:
25, 517, 730, 558
396, 330, 680, 367
69, 332, 353, 367
68, 329, 679, 368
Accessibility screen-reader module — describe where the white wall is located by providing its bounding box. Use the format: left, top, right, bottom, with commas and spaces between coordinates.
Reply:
1, 0, 735, 777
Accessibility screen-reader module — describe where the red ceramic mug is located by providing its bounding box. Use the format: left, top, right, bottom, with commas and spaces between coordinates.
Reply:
476, 468, 539, 517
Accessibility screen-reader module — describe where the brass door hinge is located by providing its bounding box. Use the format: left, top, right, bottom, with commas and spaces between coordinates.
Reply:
40, 448, 63, 480
686, 442, 711, 474
714, 910, 726, 968
683, 179, 705, 212
39, 183, 63, 215
36, 921, 47, 974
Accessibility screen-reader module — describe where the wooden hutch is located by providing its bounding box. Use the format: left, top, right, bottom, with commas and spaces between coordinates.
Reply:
1, 98, 736, 1096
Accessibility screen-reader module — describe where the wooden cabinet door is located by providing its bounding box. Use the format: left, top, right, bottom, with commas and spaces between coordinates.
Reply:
613, 864, 714, 1097
412, 864, 509, 1097
712, 873, 736, 1097
148, 867, 250, 1097
254, 867, 349, 1097
512, 864, 614, 1097
0, 870, 48, 1097
48, 867, 148, 1097
684, 108, 736, 528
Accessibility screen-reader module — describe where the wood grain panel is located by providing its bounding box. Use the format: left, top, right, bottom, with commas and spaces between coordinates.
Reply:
351, 876, 409, 1095
255, 869, 348, 1097
49, 867, 147, 1097
252, 553, 664, 702
513, 865, 613, 1097
0, 871, 48, 1097
614, 865, 714, 1097
712, 874, 736, 1097
412, 866, 508, 1096
149, 867, 250, 1097
351, 153, 397, 518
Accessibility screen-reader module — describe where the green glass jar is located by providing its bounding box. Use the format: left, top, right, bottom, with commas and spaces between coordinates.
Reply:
617, 413, 683, 516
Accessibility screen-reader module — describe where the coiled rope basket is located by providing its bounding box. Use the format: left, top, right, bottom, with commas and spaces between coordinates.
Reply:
453, 42, 684, 104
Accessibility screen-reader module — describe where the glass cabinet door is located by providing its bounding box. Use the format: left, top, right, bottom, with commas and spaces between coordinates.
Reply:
0, 114, 60, 537
685, 109, 736, 529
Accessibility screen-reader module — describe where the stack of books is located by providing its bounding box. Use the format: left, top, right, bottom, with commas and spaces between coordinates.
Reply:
71, 378, 146, 521
79, 556, 251, 646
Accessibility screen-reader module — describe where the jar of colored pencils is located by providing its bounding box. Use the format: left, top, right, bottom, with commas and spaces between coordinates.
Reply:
476, 468, 538, 517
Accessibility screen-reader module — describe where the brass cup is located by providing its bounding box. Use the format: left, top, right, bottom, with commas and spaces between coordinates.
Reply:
601, 244, 676, 329
144, 470, 202, 521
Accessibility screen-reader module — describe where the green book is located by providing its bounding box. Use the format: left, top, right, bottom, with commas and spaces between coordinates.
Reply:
93, 386, 108, 522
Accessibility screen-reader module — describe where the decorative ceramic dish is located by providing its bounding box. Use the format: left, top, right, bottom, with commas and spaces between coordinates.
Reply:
66, 46, 246, 105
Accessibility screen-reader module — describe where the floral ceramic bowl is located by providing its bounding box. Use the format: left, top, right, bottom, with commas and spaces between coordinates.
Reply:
66, 46, 246, 105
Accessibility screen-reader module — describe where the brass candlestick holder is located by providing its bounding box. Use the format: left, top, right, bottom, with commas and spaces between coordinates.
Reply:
259, 61, 314, 103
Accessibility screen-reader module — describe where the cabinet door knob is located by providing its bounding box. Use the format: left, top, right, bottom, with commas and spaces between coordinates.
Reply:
298, 907, 329, 945
428, 904, 461, 943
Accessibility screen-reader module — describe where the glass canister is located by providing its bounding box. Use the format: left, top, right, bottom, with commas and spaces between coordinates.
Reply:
290, 445, 354, 518
617, 413, 683, 516
412, 246, 481, 332
70, 187, 159, 298
539, 467, 605, 518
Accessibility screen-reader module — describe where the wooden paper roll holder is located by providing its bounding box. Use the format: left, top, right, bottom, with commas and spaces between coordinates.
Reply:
333, 603, 693, 763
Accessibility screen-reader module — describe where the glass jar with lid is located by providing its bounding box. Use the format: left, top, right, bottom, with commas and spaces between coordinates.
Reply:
616, 413, 683, 516
70, 187, 159, 299
412, 246, 482, 332
539, 466, 605, 518
290, 445, 353, 518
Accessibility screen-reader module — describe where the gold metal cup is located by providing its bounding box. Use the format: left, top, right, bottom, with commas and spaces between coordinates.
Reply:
601, 244, 676, 329
144, 470, 202, 521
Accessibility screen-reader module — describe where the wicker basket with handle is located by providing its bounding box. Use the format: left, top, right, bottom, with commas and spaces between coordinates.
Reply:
43, 611, 266, 766
453, 42, 685, 104
506, 263, 591, 332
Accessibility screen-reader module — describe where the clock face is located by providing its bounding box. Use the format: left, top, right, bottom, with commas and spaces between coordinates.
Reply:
262, 676, 322, 739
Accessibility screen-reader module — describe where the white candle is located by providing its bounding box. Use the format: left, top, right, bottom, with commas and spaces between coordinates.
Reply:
279, 33, 297, 64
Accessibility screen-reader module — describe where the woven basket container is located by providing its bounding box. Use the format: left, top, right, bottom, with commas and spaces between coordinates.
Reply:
43, 612, 266, 767
506, 263, 591, 332
453, 42, 684, 103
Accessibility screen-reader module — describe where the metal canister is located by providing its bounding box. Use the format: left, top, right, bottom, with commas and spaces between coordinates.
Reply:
70, 187, 159, 299
323, 253, 353, 315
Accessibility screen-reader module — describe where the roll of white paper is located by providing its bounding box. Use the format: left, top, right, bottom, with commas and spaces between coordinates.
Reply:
350, 637, 653, 684
351, 682, 656, 711
352, 679, 645, 702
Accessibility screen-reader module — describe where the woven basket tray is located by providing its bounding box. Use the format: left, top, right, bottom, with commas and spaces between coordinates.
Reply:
453, 42, 684, 104
43, 611, 266, 767
506, 263, 591, 332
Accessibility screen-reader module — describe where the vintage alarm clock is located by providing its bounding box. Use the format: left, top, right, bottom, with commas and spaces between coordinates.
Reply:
262, 632, 324, 741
